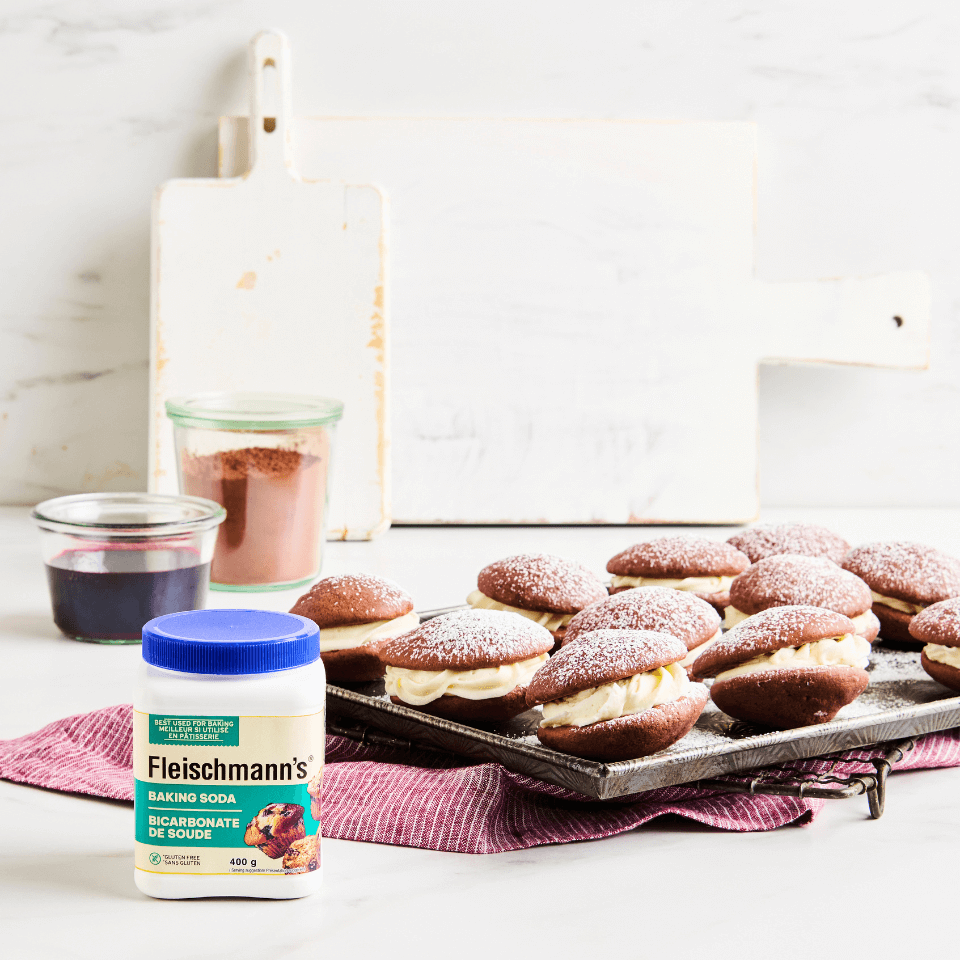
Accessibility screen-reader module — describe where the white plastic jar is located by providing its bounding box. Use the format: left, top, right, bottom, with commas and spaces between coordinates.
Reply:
133, 609, 325, 899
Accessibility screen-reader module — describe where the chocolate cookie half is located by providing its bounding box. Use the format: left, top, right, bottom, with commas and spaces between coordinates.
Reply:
606, 536, 750, 615
291, 573, 418, 682
909, 597, 960, 693
692, 605, 871, 730
561, 586, 721, 674
726, 522, 850, 565
467, 553, 607, 651
843, 542, 960, 646
525, 629, 709, 760
725, 554, 878, 642
378, 608, 554, 721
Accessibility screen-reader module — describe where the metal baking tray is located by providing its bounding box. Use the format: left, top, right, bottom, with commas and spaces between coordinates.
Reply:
326, 607, 960, 802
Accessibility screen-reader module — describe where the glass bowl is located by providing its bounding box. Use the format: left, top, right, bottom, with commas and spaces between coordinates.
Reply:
32, 493, 225, 644
165, 392, 343, 591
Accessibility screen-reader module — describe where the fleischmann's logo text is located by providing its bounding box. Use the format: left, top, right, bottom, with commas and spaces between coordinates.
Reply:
147, 756, 308, 782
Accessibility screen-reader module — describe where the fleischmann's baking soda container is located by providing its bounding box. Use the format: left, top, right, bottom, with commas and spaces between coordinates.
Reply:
133, 609, 325, 899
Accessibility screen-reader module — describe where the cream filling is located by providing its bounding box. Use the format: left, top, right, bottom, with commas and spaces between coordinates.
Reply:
724, 607, 876, 636
871, 591, 925, 615
924, 644, 960, 669
679, 629, 722, 668
715, 634, 871, 682
610, 574, 734, 596
540, 661, 689, 728
318, 611, 421, 653
723, 606, 752, 629
384, 653, 549, 706
467, 589, 573, 632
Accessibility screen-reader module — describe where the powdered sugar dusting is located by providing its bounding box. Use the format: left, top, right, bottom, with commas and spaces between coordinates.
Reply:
478, 553, 608, 614
730, 554, 871, 616
563, 586, 720, 649
314, 573, 409, 604
607, 536, 750, 578
910, 597, 960, 645
527, 629, 687, 703
694, 605, 856, 678
291, 573, 414, 627
727, 523, 849, 564
843, 542, 960, 605
378, 608, 554, 671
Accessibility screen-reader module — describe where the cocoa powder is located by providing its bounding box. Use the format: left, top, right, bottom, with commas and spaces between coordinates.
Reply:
181, 446, 327, 586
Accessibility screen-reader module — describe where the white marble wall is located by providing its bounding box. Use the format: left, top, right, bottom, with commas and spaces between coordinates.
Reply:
1, 1, 958, 509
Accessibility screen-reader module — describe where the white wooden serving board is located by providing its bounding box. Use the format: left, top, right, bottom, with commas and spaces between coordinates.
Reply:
220, 116, 929, 525
150, 31, 389, 540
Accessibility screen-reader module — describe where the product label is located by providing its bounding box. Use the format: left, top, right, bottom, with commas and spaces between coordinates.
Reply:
133, 709, 324, 878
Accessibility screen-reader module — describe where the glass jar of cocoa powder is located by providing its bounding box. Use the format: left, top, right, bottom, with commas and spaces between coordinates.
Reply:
165, 393, 343, 591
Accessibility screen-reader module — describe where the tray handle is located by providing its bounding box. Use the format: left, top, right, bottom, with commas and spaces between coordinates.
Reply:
696, 737, 916, 820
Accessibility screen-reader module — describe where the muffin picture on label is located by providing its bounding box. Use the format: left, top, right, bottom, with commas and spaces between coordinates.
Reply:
307, 768, 323, 821
282, 832, 320, 874
291, 573, 419, 682
467, 554, 608, 651
605, 537, 750, 615
243, 803, 306, 859
378, 608, 554, 721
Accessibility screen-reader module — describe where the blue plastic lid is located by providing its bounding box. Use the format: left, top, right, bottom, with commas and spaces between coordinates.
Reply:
142, 609, 320, 675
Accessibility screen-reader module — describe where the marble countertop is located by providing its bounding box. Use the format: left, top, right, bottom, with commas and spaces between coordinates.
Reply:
2, 505, 959, 959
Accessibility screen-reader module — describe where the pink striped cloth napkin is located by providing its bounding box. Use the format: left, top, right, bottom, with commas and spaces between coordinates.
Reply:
2, 704, 959, 854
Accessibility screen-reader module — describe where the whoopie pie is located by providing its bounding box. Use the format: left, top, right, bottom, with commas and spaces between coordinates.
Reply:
909, 598, 960, 693
467, 553, 608, 650
692, 605, 871, 730
605, 537, 750, 615
843, 542, 960, 645
725, 554, 878, 642
726, 522, 850, 565
378, 608, 554, 721
560, 586, 721, 673
525, 629, 709, 761
290, 573, 418, 682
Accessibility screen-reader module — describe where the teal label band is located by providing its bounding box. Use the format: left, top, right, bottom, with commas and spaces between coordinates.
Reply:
149, 714, 240, 746
135, 780, 317, 848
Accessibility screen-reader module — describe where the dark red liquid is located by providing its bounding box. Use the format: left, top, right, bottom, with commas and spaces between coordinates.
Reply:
46, 546, 210, 641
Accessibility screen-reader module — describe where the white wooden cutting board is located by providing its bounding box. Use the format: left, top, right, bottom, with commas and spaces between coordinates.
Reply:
150, 31, 389, 540
220, 117, 929, 525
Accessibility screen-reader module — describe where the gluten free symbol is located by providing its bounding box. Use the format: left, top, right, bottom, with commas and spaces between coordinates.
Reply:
149, 853, 162, 865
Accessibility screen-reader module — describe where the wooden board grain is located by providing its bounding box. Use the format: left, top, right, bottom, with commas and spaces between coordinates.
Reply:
219, 115, 930, 525
150, 32, 389, 540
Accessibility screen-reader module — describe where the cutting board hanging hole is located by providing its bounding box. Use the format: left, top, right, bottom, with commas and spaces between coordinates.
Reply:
259, 59, 279, 133
248, 30, 294, 174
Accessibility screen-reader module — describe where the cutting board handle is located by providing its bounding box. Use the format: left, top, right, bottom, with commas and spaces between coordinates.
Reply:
248, 29, 295, 177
